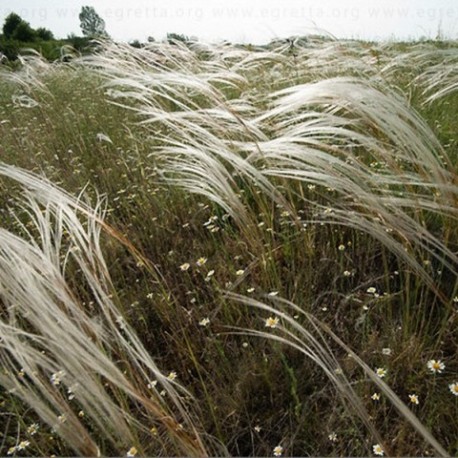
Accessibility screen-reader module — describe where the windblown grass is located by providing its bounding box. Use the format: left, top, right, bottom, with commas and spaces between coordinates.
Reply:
0, 37, 457, 457
90, 40, 457, 297
0, 164, 213, 457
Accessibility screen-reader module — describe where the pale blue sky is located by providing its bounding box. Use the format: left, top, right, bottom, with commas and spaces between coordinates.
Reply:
1, 0, 457, 43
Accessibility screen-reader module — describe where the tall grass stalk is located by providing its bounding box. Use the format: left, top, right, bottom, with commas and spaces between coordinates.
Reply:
228, 292, 449, 457
0, 164, 210, 456
90, 42, 457, 300
1, 37, 457, 456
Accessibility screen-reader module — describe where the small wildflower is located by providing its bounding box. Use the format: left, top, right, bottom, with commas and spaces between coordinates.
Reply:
427, 359, 445, 374
207, 269, 215, 277
381, 348, 392, 356
198, 317, 210, 327
179, 262, 190, 271
78, 410, 85, 418
127, 446, 138, 457
408, 394, 419, 405
254, 425, 261, 433
268, 291, 279, 297
453, 296, 458, 303
373, 444, 384, 456
235, 269, 245, 276
371, 392, 381, 401
7, 447, 16, 455
146, 292, 153, 299
265, 316, 279, 328
68, 383, 78, 400
147, 380, 158, 389
116, 315, 126, 329
273, 445, 283, 456
17, 441, 30, 451
167, 371, 177, 381
150, 426, 158, 435
247, 287, 255, 293
328, 432, 338, 442
196, 257, 207, 266
242, 342, 249, 348
448, 382, 458, 396
50, 370, 65, 386
27, 423, 39, 435
343, 270, 351, 277
57, 414, 66, 423
338, 244, 346, 251
367, 287, 377, 294
375, 368, 387, 378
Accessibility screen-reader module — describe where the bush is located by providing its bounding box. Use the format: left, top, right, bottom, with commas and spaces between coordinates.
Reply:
2, 13, 22, 39
36, 27, 54, 41
0, 38, 21, 61
12, 21, 36, 42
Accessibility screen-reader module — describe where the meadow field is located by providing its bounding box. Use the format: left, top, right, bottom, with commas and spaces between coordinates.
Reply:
0, 37, 457, 457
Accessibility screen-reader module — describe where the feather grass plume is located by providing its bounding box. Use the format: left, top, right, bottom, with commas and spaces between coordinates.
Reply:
0, 164, 211, 457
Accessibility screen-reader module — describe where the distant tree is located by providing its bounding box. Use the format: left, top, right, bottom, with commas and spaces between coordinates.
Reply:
12, 21, 36, 42
0, 10, 105, 62
1, 13, 37, 42
36, 27, 54, 41
79, 6, 108, 38
2, 12, 22, 39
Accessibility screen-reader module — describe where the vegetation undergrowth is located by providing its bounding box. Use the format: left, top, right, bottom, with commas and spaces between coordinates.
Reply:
0, 37, 457, 457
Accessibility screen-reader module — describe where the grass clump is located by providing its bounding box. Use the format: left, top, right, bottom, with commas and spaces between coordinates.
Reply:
0, 38, 457, 457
